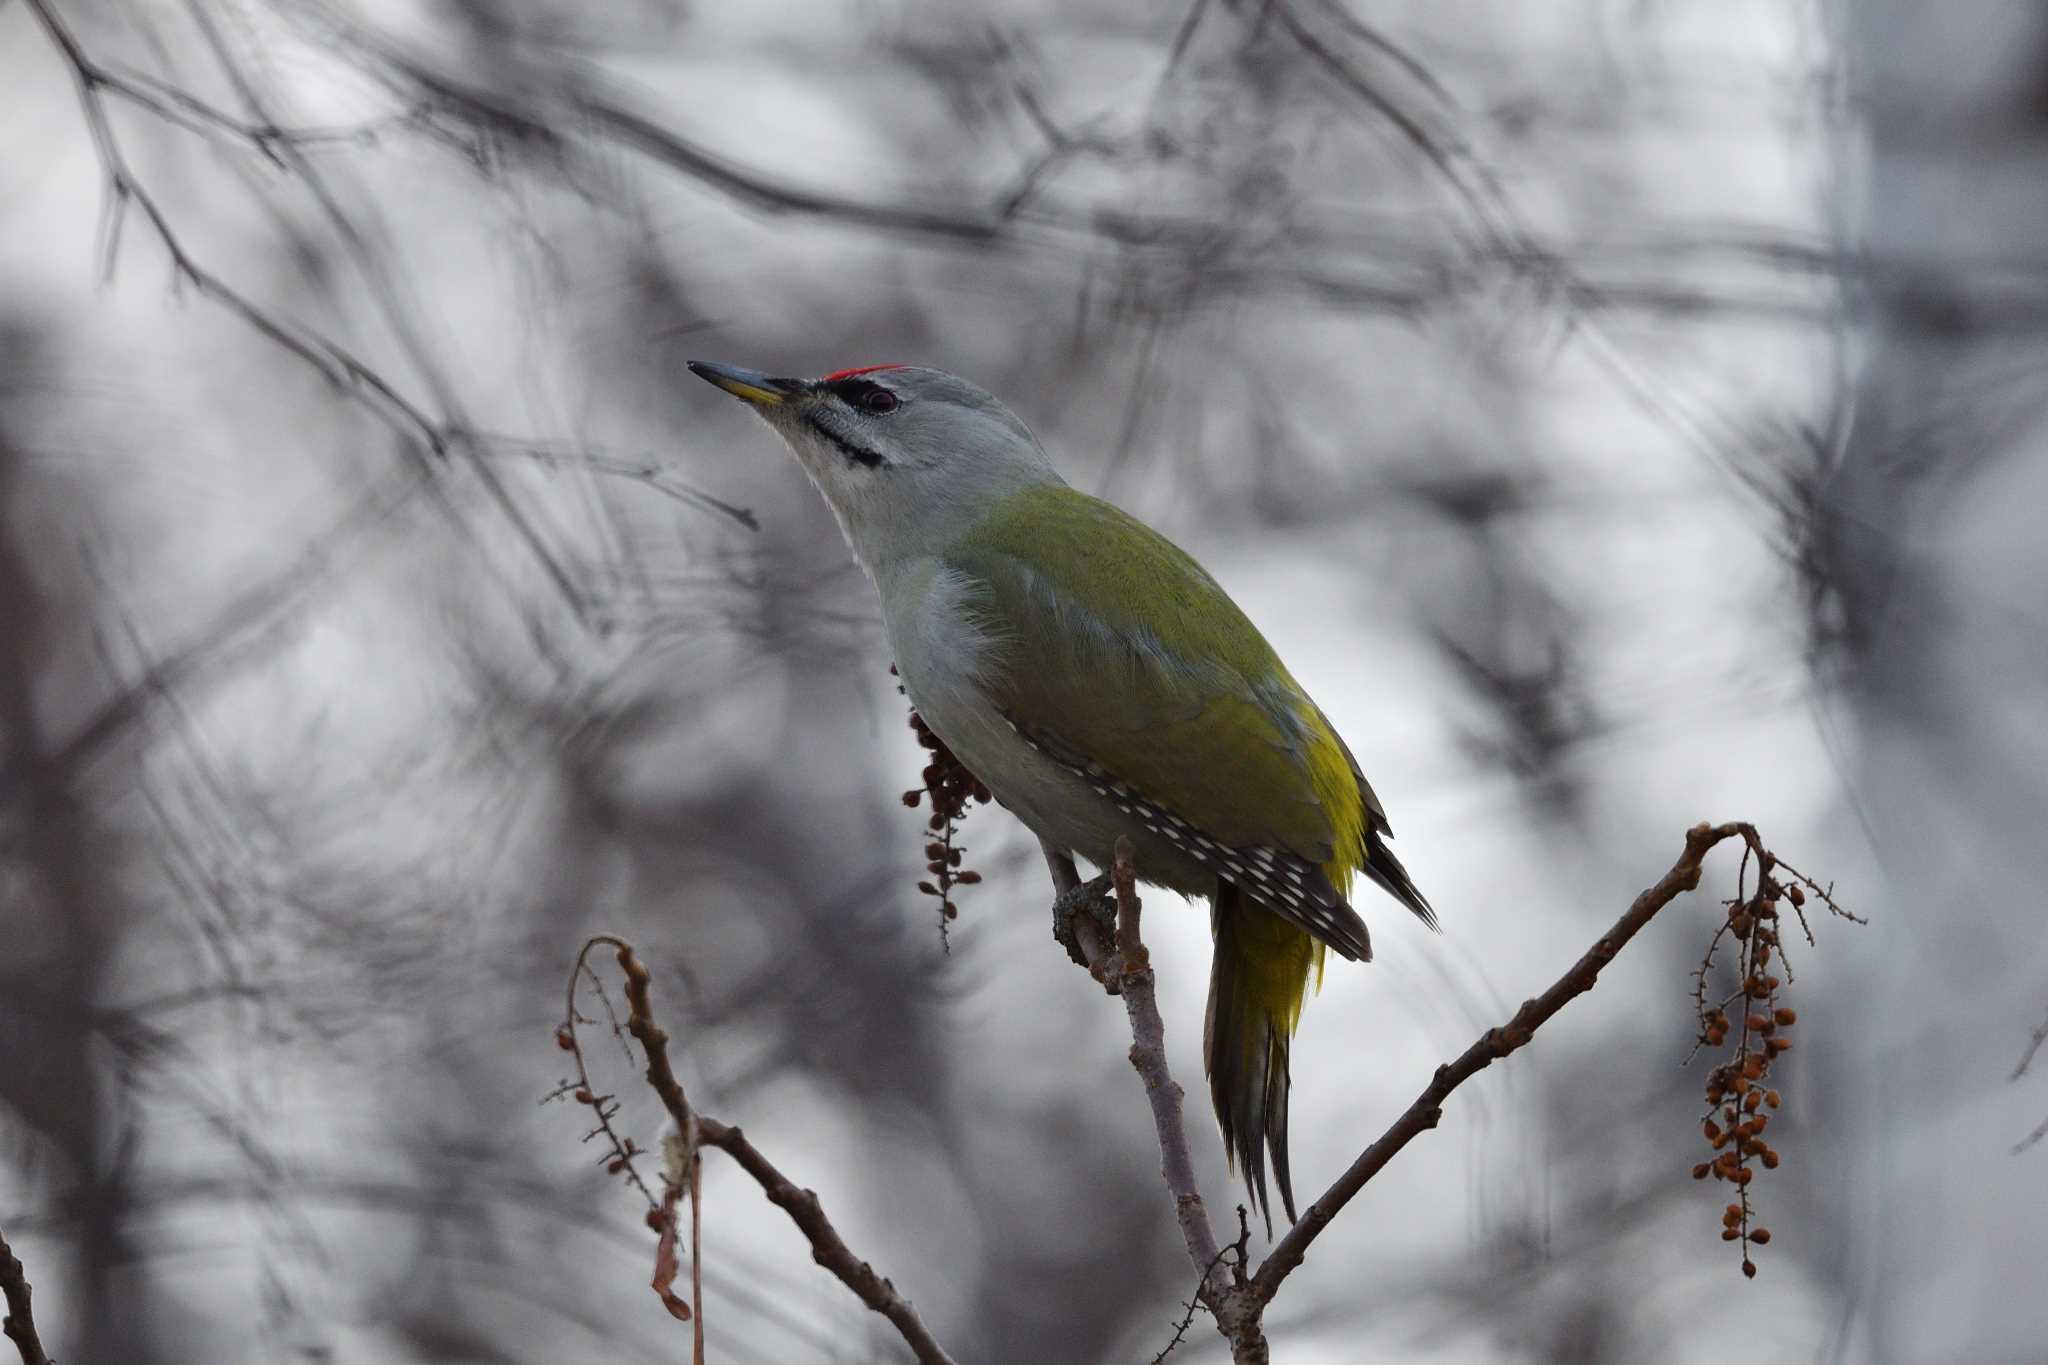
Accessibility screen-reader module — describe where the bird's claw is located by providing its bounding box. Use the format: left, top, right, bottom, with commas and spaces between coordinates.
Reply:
1052, 871, 1118, 987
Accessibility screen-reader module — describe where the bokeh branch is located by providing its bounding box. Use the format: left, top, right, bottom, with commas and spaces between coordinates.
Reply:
559, 936, 959, 1365
0, 1224, 52, 1365
24, 0, 450, 463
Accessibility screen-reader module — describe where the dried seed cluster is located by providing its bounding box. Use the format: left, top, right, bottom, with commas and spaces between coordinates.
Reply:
895, 666, 992, 946
1688, 848, 1853, 1279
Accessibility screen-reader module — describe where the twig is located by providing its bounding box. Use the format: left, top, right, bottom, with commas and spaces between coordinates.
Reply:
1061, 821, 1844, 1360
468, 435, 760, 532
566, 936, 959, 1365
552, 944, 661, 1212
1107, 840, 1229, 1301
1252, 822, 1761, 1298
2015, 1004, 2048, 1155
1148, 1205, 1252, 1365
2012, 1005, 2048, 1083
24, 0, 749, 643
1062, 842, 1263, 1359
0, 1223, 53, 1365
23, 0, 451, 462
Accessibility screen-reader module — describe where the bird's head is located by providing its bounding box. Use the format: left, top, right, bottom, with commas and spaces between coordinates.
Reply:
688, 360, 1059, 568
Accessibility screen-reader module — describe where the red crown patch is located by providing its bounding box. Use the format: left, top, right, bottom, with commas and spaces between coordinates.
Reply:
822, 364, 906, 382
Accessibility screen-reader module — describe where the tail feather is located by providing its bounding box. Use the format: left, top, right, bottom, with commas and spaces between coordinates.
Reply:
1364, 828, 1438, 932
1206, 881, 1312, 1234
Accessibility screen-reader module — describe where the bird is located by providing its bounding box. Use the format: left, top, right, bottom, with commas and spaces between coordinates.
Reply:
688, 359, 1436, 1229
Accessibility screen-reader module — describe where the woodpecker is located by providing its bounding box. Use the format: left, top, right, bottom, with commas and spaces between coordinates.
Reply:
690, 360, 1435, 1228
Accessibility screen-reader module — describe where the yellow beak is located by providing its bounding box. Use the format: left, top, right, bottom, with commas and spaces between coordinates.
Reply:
687, 360, 801, 407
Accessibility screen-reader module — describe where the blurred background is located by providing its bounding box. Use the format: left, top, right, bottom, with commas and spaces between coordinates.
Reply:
3, 0, 2046, 1361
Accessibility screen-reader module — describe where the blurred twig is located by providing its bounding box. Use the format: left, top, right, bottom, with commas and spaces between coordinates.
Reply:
0, 1224, 53, 1365
560, 936, 959, 1365
24, 0, 451, 459
2014, 1005, 2048, 1155
2013, 1005, 2048, 1082
21, 0, 768, 638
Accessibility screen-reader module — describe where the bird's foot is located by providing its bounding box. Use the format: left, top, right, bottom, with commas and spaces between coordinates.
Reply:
1052, 871, 1118, 986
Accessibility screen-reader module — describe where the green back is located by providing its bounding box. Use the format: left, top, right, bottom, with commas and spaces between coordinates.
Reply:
945, 483, 1369, 877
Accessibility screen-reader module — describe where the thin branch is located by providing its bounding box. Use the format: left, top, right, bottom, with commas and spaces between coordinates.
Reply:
1057, 821, 1845, 1361
2012, 1005, 2048, 1083
1062, 841, 1266, 1361
552, 944, 662, 1213
90, 60, 397, 164
1107, 840, 1229, 1302
0, 1223, 53, 1365
177, 0, 595, 629
570, 936, 958, 1365
23, 0, 450, 462
25, 0, 729, 644
467, 434, 760, 532
1251, 821, 1757, 1299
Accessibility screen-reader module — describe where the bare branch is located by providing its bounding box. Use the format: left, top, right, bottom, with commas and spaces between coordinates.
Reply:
2013, 1004, 2048, 1083
23, 0, 453, 460
1253, 821, 1762, 1298
1061, 841, 1268, 1362
564, 936, 959, 1365
1053, 822, 1849, 1359
468, 435, 760, 532
1106, 840, 1230, 1302
0, 1224, 53, 1365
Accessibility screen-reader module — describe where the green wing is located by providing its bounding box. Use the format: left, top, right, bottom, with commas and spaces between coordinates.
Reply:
946, 484, 1435, 1230
944, 483, 1370, 905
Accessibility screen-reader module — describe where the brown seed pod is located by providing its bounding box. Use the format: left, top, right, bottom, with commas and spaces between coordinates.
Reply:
1774, 1008, 1797, 1026
1692, 1162, 1712, 1180
1750, 1227, 1772, 1245
1786, 884, 1805, 907
1764, 1090, 1782, 1109
1742, 1260, 1757, 1279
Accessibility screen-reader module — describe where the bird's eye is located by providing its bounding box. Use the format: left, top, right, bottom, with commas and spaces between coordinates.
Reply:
860, 389, 899, 415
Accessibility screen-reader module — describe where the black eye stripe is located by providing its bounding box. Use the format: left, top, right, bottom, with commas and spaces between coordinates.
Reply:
804, 411, 885, 469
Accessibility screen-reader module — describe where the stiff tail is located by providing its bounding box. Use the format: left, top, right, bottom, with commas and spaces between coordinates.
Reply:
1363, 827, 1438, 932
1205, 881, 1320, 1235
